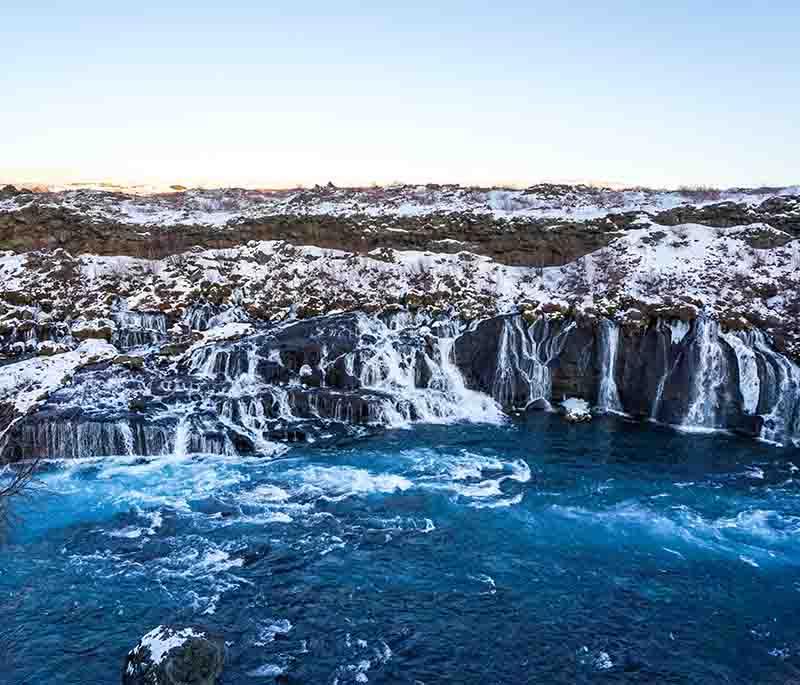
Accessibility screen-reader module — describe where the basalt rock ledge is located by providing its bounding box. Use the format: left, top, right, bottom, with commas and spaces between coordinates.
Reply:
1, 183, 799, 459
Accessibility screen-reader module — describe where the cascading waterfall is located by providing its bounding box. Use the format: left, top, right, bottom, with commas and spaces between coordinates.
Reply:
722, 331, 761, 415
182, 304, 215, 331
492, 317, 575, 409
357, 315, 502, 425
116, 421, 136, 456
491, 319, 515, 406
597, 319, 623, 413
182, 305, 249, 332
111, 306, 168, 349
428, 337, 504, 423
744, 330, 800, 445
683, 319, 727, 430
268, 387, 296, 422
12, 309, 800, 462
17, 420, 149, 459
492, 318, 547, 407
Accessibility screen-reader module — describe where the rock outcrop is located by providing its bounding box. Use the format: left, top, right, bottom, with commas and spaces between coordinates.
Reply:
1, 310, 798, 462
122, 625, 225, 685
1, 183, 799, 457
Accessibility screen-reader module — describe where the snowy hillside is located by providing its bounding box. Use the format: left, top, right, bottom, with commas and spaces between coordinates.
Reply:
1, 182, 799, 455
2, 182, 799, 228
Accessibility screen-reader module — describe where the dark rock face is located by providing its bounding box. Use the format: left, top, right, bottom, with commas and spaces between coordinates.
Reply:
0, 311, 462, 460
454, 314, 798, 445
122, 625, 225, 685
655, 195, 800, 237
0, 206, 625, 267
2, 310, 799, 461
616, 323, 667, 417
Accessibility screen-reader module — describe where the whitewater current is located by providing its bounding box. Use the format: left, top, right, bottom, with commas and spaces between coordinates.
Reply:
2, 415, 800, 684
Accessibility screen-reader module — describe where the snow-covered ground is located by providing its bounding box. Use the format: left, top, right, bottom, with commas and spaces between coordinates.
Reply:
2, 183, 799, 227
1, 215, 798, 358
0, 340, 117, 430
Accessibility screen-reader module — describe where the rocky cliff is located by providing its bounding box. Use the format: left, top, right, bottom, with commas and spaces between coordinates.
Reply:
1, 182, 799, 459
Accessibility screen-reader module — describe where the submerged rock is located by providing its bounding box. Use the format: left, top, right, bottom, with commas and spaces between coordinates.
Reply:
122, 625, 225, 685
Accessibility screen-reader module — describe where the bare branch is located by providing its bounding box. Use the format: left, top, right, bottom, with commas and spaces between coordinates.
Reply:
0, 405, 40, 525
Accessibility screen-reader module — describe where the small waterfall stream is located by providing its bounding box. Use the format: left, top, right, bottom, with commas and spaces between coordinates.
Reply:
173, 416, 191, 457
492, 317, 575, 409
745, 331, 800, 445
722, 331, 761, 415
683, 319, 727, 430
650, 322, 671, 421
597, 320, 623, 413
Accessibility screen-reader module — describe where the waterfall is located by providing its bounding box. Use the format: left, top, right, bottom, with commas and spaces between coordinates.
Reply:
18, 420, 145, 459
173, 416, 191, 457
492, 318, 549, 408
111, 305, 167, 349
683, 319, 727, 430
357, 315, 502, 425
430, 337, 504, 422
182, 304, 215, 331
190, 343, 256, 382
268, 387, 296, 422
182, 305, 249, 332
491, 318, 516, 407
492, 317, 575, 409
117, 421, 136, 456
597, 319, 622, 413
723, 331, 761, 415
650, 322, 670, 421
669, 320, 691, 345
192, 346, 225, 378
744, 330, 800, 445
228, 345, 261, 396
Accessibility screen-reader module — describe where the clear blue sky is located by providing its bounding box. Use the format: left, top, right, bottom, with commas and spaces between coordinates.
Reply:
2, 1, 798, 189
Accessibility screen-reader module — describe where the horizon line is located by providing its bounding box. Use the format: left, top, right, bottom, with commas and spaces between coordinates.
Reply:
3, 176, 798, 196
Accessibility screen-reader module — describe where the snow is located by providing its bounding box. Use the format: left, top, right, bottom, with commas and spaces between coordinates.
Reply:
0, 340, 117, 416
561, 397, 592, 421
136, 625, 204, 665
183, 322, 254, 355
2, 216, 799, 362
2, 187, 800, 379
3, 183, 798, 227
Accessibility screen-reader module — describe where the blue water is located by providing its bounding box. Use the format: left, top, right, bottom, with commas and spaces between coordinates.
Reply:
2, 415, 800, 684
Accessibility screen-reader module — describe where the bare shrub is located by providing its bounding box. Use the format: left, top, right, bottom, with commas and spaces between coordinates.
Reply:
0, 408, 40, 528
678, 184, 723, 203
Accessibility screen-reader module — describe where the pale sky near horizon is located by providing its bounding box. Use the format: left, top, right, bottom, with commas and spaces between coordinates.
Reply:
2, 1, 799, 189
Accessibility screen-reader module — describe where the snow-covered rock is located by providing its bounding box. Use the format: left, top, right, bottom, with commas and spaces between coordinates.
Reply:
561, 398, 592, 422
122, 625, 225, 685
3, 183, 798, 226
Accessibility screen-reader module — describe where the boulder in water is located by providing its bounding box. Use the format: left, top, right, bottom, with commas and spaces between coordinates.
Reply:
561, 397, 592, 423
122, 625, 225, 685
